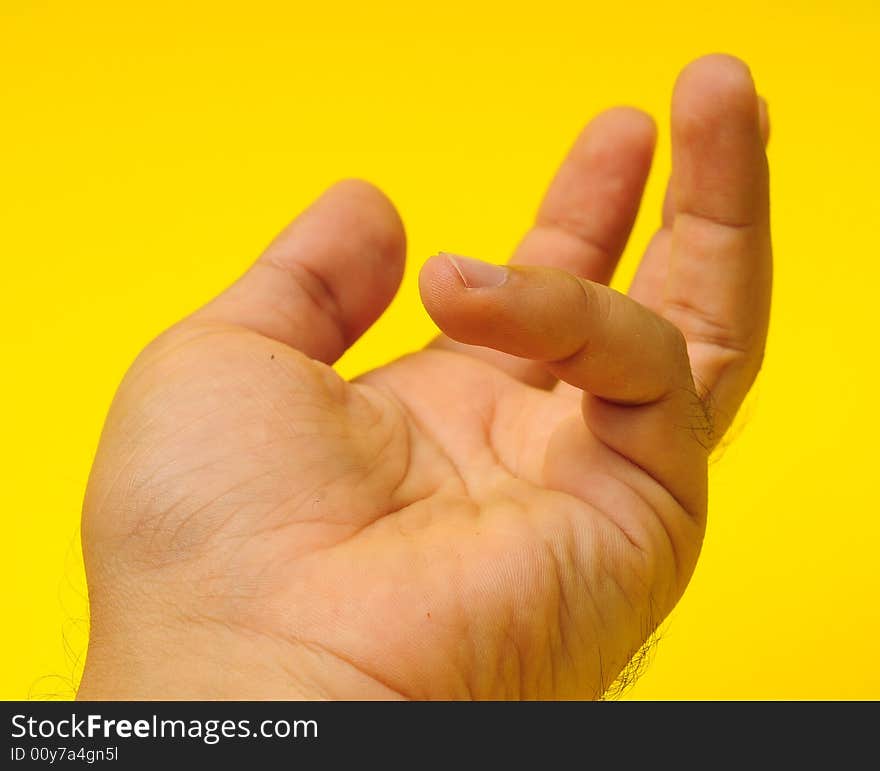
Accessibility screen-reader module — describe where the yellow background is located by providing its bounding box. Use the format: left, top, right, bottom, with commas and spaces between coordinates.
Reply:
2, 0, 878, 699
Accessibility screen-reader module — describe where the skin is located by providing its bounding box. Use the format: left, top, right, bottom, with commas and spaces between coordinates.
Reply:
77, 54, 771, 700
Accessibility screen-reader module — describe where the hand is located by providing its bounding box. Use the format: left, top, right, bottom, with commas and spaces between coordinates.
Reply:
78, 54, 771, 700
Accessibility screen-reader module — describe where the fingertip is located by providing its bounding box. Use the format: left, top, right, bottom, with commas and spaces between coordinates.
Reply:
419, 254, 500, 346
418, 252, 461, 305
297, 178, 407, 332
576, 107, 658, 182
675, 53, 756, 97
588, 106, 657, 147
322, 178, 408, 275
419, 254, 463, 328
672, 54, 760, 136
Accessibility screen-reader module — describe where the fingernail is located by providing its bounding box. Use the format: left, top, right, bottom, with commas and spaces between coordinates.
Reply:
442, 253, 508, 288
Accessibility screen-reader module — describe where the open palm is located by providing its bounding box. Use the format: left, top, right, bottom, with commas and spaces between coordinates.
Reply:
78, 55, 771, 700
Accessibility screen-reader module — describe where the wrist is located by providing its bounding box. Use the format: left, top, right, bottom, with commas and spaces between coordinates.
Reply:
77, 617, 402, 701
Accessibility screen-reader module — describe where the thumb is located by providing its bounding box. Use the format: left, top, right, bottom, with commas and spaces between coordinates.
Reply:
419, 253, 708, 519
192, 179, 406, 363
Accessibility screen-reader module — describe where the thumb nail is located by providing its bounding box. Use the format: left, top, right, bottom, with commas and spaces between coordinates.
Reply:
442, 253, 508, 289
